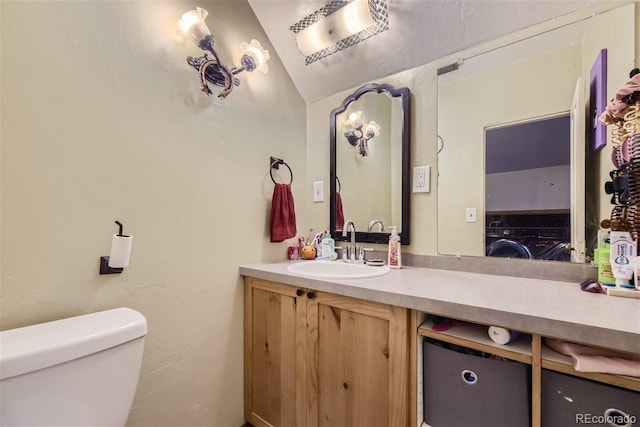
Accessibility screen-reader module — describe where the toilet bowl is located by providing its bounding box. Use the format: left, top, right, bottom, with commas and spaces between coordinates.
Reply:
0, 307, 147, 427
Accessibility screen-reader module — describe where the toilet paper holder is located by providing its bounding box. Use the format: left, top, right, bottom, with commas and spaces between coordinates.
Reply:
100, 220, 133, 275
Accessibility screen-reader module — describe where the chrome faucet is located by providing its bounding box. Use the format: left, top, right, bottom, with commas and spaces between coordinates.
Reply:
368, 220, 385, 232
342, 219, 357, 260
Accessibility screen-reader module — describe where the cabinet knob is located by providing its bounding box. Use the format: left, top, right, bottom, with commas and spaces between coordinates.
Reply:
296, 289, 304, 296
307, 291, 316, 299
461, 369, 478, 385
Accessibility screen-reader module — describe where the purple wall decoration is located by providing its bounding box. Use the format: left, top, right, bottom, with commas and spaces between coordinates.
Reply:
590, 49, 607, 152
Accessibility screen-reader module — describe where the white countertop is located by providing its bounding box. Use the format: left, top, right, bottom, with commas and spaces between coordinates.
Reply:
240, 261, 640, 354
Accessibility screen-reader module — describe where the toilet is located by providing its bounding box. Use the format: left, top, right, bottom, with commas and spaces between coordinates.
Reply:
0, 307, 147, 426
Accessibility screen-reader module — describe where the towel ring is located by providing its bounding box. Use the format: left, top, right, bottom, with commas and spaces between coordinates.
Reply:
270, 157, 293, 185
336, 176, 341, 192
437, 135, 444, 154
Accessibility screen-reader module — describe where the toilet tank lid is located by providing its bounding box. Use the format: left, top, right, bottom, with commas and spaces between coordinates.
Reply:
0, 307, 147, 381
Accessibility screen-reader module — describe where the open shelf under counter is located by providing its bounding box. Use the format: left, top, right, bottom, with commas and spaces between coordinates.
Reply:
418, 317, 532, 364
541, 344, 640, 392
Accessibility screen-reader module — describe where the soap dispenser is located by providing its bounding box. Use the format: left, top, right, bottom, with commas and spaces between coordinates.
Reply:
321, 232, 335, 257
388, 226, 401, 268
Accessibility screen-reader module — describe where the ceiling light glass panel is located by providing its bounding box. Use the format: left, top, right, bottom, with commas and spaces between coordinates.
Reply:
290, 0, 389, 65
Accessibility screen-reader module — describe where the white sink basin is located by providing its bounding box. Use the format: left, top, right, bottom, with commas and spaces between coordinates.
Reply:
287, 260, 390, 279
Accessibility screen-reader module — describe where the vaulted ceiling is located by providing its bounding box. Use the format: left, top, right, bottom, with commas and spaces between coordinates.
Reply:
248, 0, 601, 103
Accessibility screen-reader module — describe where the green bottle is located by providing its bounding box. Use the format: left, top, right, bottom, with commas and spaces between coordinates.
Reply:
596, 243, 615, 286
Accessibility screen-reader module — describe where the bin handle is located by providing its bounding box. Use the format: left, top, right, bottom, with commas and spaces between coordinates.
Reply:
461, 369, 478, 385
604, 408, 633, 427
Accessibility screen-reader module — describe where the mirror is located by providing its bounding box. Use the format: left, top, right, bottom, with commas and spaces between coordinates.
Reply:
437, 3, 636, 263
330, 83, 411, 245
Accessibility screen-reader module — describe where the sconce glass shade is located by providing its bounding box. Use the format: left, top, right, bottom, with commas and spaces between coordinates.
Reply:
296, 0, 374, 56
240, 39, 270, 73
176, 7, 212, 47
363, 121, 381, 139
345, 111, 364, 129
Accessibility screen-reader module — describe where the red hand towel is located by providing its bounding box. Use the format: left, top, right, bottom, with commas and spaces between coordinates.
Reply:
336, 192, 345, 230
270, 183, 297, 242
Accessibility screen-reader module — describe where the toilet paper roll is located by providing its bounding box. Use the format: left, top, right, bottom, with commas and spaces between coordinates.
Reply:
108, 234, 133, 268
488, 326, 520, 345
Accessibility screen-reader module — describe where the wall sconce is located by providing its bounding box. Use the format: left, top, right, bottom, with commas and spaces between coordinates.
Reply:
344, 111, 380, 157
176, 7, 270, 98
99, 221, 133, 275
290, 0, 389, 65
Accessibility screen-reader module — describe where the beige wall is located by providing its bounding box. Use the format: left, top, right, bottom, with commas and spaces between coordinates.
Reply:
0, 1, 305, 426
307, 1, 637, 259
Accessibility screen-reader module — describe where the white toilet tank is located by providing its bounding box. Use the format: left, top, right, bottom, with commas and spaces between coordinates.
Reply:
0, 307, 147, 427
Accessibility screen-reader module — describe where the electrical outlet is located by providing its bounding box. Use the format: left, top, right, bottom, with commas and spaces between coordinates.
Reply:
313, 181, 324, 202
412, 166, 430, 193
465, 208, 477, 223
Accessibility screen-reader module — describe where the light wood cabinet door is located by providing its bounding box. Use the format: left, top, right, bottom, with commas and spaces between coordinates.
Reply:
245, 278, 307, 427
305, 291, 409, 427
245, 279, 410, 427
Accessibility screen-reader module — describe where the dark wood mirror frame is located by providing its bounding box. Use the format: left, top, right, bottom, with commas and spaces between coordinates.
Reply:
330, 83, 411, 245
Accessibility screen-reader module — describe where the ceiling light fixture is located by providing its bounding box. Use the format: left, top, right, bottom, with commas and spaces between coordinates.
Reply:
177, 7, 270, 98
290, 0, 389, 65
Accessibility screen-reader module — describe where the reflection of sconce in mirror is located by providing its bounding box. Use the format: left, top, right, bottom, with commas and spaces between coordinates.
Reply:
343, 111, 380, 157
176, 7, 270, 99
290, 0, 389, 65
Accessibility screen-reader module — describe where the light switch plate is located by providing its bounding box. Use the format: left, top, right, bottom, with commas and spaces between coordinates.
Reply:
465, 208, 477, 223
412, 166, 430, 193
313, 181, 324, 202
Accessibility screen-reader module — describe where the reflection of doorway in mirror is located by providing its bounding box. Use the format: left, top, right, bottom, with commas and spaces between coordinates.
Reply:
485, 115, 572, 261
436, 2, 633, 262
437, 43, 582, 259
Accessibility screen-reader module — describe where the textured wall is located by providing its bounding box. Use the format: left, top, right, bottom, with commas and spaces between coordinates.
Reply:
250, 0, 600, 103
0, 1, 305, 425
306, 2, 637, 259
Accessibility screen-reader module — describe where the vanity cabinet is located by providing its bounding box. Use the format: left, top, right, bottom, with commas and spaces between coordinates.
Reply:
418, 318, 640, 427
244, 277, 411, 427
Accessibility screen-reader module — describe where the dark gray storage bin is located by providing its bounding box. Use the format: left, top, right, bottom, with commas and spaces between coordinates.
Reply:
542, 369, 640, 426
423, 339, 530, 427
